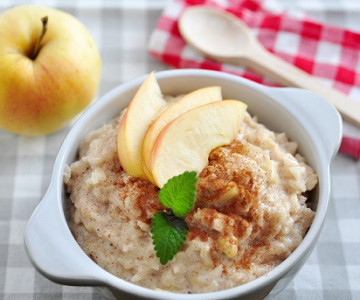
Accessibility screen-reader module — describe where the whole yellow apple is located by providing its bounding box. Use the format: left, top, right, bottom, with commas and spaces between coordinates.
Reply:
0, 5, 101, 136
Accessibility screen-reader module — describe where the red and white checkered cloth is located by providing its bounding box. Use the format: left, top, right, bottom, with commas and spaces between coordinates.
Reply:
148, 0, 360, 159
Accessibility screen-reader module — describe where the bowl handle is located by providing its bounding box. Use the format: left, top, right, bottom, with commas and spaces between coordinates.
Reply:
25, 186, 107, 285
267, 87, 343, 161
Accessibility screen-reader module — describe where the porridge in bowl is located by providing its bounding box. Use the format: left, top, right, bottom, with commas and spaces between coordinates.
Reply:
64, 73, 317, 294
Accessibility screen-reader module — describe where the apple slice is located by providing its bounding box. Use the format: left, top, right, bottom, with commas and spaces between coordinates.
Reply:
142, 86, 222, 182
150, 100, 247, 188
117, 72, 167, 179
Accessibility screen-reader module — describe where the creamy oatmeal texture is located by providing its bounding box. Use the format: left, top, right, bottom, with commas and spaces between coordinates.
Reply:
65, 105, 317, 293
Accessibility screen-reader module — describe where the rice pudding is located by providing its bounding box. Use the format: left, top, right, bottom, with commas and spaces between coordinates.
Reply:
64, 103, 317, 293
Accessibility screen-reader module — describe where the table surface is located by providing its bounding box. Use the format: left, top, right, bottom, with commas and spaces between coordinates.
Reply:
0, 0, 359, 299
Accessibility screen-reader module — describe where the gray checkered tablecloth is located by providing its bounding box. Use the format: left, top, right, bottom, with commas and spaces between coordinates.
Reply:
0, 0, 359, 299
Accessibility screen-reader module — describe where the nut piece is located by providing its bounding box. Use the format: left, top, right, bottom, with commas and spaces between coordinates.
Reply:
218, 235, 238, 258
217, 181, 239, 204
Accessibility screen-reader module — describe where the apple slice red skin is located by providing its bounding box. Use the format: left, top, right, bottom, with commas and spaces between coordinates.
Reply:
150, 100, 247, 188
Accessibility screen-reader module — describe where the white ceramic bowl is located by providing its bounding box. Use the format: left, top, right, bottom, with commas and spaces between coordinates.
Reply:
25, 69, 342, 300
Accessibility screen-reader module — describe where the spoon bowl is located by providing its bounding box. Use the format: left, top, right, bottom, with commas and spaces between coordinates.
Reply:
178, 6, 253, 59
179, 6, 360, 126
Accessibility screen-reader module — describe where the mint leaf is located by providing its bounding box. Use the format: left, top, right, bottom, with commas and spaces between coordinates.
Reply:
162, 211, 188, 231
151, 212, 187, 265
158, 171, 198, 217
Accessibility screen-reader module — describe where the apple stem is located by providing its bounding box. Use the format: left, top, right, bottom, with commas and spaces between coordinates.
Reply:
31, 16, 48, 60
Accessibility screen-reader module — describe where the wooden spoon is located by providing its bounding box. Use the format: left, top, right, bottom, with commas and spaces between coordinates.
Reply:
178, 6, 360, 126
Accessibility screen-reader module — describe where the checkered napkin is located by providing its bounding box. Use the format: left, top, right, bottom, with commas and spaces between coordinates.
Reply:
148, 0, 360, 159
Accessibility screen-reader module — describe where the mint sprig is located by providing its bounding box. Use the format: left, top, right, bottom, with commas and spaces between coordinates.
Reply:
151, 212, 187, 265
151, 171, 198, 265
159, 171, 198, 217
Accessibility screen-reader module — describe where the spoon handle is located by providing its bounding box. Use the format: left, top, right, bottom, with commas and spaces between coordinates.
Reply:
243, 44, 360, 126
